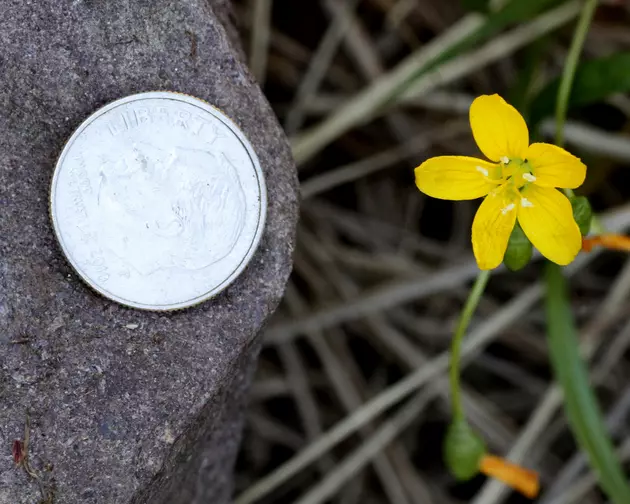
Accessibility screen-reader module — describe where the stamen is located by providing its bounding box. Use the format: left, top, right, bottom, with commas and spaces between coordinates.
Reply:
520, 198, 534, 208
500, 156, 510, 165
479, 455, 539, 498
476, 166, 489, 177
522, 173, 536, 182
501, 203, 515, 215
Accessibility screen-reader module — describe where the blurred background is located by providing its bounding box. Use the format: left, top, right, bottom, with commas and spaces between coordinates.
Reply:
231, 1, 630, 503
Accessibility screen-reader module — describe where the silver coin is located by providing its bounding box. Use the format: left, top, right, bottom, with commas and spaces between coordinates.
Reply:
50, 92, 267, 310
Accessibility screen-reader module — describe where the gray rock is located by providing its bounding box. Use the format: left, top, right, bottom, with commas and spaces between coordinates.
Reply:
0, 1, 298, 503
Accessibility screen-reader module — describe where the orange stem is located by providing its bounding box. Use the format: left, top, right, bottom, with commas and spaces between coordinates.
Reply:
479, 454, 540, 499
582, 234, 630, 253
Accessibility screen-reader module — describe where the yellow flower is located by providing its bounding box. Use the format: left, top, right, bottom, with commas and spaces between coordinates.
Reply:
415, 94, 586, 270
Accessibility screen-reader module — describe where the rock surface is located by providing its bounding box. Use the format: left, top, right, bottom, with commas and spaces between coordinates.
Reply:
0, 1, 298, 503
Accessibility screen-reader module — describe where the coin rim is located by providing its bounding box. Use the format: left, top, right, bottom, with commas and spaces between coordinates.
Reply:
50, 91, 267, 311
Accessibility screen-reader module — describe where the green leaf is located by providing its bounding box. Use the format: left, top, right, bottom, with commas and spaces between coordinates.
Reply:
530, 52, 630, 126
503, 222, 533, 271
444, 418, 486, 480
461, 0, 490, 13
570, 195, 593, 236
545, 264, 630, 503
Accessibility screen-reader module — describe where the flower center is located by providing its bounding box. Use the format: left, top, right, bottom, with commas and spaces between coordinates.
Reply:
500, 157, 535, 189
481, 158, 537, 215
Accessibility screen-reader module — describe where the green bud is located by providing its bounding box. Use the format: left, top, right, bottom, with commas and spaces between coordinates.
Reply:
444, 418, 486, 480
503, 222, 532, 271
570, 196, 592, 236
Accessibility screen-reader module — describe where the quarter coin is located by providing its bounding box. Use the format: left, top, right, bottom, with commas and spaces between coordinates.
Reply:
50, 92, 267, 310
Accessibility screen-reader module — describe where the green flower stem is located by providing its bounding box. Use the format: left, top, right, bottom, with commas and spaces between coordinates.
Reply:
555, 0, 604, 234
449, 270, 491, 419
554, 0, 599, 148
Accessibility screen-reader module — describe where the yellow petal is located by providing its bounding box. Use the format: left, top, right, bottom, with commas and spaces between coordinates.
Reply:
415, 156, 498, 201
517, 185, 581, 266
526, 143, 586, 189
472, 185, 518, 270
470, 94, 529, 162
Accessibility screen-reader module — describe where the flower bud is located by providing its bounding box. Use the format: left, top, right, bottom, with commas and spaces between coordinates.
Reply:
503, 223, 532, 271
444, 418, 486, 480
570, 195, 592, 236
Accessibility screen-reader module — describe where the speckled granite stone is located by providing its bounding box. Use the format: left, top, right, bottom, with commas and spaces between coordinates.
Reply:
0, 1, 298, 503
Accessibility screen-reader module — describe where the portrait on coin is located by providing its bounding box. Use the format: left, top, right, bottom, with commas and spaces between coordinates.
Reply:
95, 142, 247, 276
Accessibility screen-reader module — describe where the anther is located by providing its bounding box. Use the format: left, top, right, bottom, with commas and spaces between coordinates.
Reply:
500, 156, 510, 165
501, 203, 515, 215
522, 173, 536, 182
520, 198, 534, 208
476, 166, 489, 177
